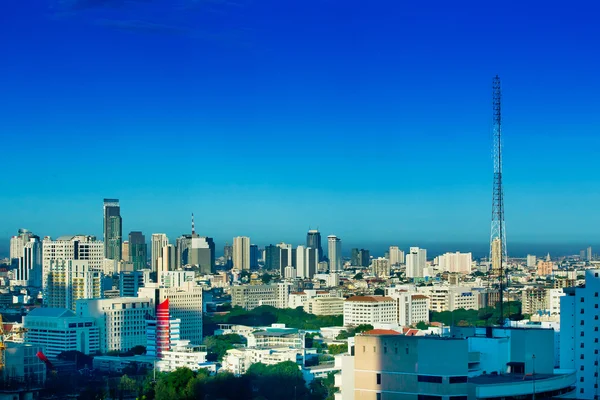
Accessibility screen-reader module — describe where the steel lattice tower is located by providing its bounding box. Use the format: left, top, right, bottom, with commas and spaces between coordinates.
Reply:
490, 75, 507, 324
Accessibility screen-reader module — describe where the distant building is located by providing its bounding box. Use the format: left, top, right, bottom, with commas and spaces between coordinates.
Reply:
231, 283, 292, 310
159, 244, 176, 274
119, 269, 150, 297
45, 260, 102, 311
388, 246, 405, 266
406, 247, 426, 278
587, 246, 592, 262
307, 229, 324, 262
264, 244, 281, 271
122, 241, 129, 262
151, 234, 169, 272
24, 308, 100, 358
296, 246, 318, 279
371, 257, 390, 278
224, 243, 233, 268
277, 242, 294, 277
159, 270, 195, 288
103, 199, 122, 261
328, 235, 342, 272
350, 248, 360, 267
537, 260, 554, 276
392, 293, 429, 327
250, 244, 259, 270
437, 252, 472, 274
358, 249, 370, 268
233, 236, 251, 270
419, 285, 479, 312
526, 254, 537, 268
128, 231, 147, 271
14, 234, 42, 287
304, 297, 344, 316
3, 342, 46, 386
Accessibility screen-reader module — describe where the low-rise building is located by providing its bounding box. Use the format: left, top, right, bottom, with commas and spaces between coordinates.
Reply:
23, 308, 100, 358
304, 297, 344, 316
343, 296, 396, 327
222, 347, 304, 376
231, 283, 291, 310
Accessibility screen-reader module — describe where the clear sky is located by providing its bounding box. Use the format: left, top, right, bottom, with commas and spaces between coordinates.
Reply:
1, 0, 599, 253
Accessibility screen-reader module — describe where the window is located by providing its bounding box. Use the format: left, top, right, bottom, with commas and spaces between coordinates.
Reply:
449, 376, 468, 384
581, 343, 585, 348
581, 354, 585, 360
377, 373, 381, 385
406, 347, 409, 355
581, 366, 585, 371
418, 375, 443, 383
582, 298, 585, 303
418, 396, 442, 400
596, 292, 599, 297
581, 377, 585, 382
581, 321, 585, 325
376, 394, 382, 400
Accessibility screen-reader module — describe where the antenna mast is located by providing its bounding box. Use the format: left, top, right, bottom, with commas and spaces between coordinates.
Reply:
490, 75, 507, 325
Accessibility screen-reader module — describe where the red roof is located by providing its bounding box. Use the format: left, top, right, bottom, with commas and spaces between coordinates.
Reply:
430, 322, 443, 327
364, 329, 401, 335
411, 295, 428, 300
402, 328, 419, 336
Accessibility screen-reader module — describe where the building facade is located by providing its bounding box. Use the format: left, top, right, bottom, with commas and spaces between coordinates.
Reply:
343, 296, 396, 326
328, 235, 342, 272
128, 231, 147, 271
103, 199, 122, 261
233, 236, 251, 270
151, 234, 169, 272
45, 260, 102, 311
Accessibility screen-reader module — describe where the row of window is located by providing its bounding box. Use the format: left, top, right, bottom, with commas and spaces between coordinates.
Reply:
375, 374, 468, 385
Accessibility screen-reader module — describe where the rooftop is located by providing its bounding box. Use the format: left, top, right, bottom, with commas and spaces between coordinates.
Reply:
364, 329, 401, 335
345, 296, 394, 303
27, 308, 75, 318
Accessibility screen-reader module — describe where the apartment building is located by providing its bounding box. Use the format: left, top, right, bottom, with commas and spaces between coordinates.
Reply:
304, 297, 344, 316
343, 296, 396, 326
45, 260, 102, 311
231, 283, 291, 310
419, 285, 479, 312
392, 292, 429, 327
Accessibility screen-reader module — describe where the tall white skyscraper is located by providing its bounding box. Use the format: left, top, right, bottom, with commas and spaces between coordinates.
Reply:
406, 247, 427, 278
14, 235, 42, 287
10, 229, 37, 261
42, 235, 104, 290
151, 234, 169, 272
328, 235, 342, 272
388, 246, 405, 265
296, 246, 318, 279
233, 236, 251, 270
437, 252, 472, 274
295, 245, 306, 278
159, 244, 176, 275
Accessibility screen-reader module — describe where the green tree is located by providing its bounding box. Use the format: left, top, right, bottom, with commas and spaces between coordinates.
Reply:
353, 273, 363, 280
262, 273, 272, 284
203, 334, 246, 361
131, 345, 146, 355
354, 324, 374, 334
374, 288, 385, 296
327, 343, 348, 355
415, 321, 429, 330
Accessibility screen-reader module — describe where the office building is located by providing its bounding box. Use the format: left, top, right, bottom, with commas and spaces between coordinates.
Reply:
343, 296, 396, 326
438, 252, 472, 274
159, 270, 195, 288
419, 285, 479, 312
587, 246, 593, 261
328, 235, 342, 272
406, 247, 427, 279
390, 292, 429, 327
264, 244, 281, 271
388, 246, 405, 266
14, 234, 42, 287
10, 228, 37, 261
24, 308, 100, 358
231, 283, 292, 310
139, 282, 204, 345
560, 269, 600, 399
224, 243, 233, 268
371, 257, 390, 278
359, 249, 370, 268
128, 231, 147, 270
151, 234, 169, 272
146, 298, 180, 358
233, 236, 251, 270
307, 229, 324, 261
351, 248, 360, 267
45, 260, 102, 311
42, 235, 104, 290
277, 242, 294, 276
103, 199, 122, 261
77, 297, 154, 353
304, 297, 344, 316
122, 241, 129, 262
119, 269, 150, 297
159, 244, 176, 274
537, 260, 554, 276
250, 244, 259, 270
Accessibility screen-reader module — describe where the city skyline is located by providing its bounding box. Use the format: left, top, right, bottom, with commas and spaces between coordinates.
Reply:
1, 1, 600, 246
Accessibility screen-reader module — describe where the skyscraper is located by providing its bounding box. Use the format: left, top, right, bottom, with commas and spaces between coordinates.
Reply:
16, 236, 42, 287
224, 243, 233, 269
327, 235, 342, 272
159, 244, 176, 275
587, 246, 592, 262
189, 236, 215, 274
371, 257, 390, 278
351, 248, 360, 266
359, 249, 370, 268
122, 241, 129, 262
233, 236, 250, 270
406, 247, 427, 279
10, 229, 36, 261
128, 231, 147, 271
250, 244, 259, 270
264, 244, 280, 271
103, 199, 122, 261
277, 242, 293, 277
389, 246, 405, 265
151, 234, 169, 272
307, 229, 324, 261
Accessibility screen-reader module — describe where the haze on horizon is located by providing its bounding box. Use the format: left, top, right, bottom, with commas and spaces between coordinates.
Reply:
1, 1, 599, 247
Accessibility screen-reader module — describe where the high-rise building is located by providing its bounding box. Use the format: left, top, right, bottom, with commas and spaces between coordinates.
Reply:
307, 229, 324, 262
233, 236, 250, 270
437, 252, 472, 274
10, 229, 37, 261
103, 199, 122, 261
350, 248, 360, 267
138, 282, 203, 345
224, 243, 233, 269
328, 235, 342, 272
250, 244, 259, 270
119, 269, 150, 297
264, 244, 280, 271
42, 235, 104, 290
159, 244, 176, 275
122, 241, 129, 262
560, 269, 600, 399
371, 257, 390, 278
389, 246, 405, 265
587, 246, 592, 262
526, 254, 537, 268
128, 231, 147, 271
151, 234, 169, 272
45, 260, 102, 311
189, 236, 215, 274
296, 246, 318, 279
359, 249, 370, 268
14, 234, 42, 287
277, 242, 293, 277
406, 247, 427, 279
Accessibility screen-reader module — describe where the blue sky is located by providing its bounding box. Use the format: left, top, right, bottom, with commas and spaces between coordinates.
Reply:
1, 0, 599, 254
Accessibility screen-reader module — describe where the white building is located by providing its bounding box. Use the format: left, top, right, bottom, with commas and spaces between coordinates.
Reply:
231, 283, 291, 310
151, 233, 169, 273
288, 289, 333, 309
159, 244, 176, 274
438, 251, 472, 274
24, 307, 100, 358
419, 285, 479, 312
233, 236, 251, 270
388, 246, 405, 266
14, 236, 43, 288
391, 292, 429, 327
45, 260, 102, 311
328, 235, 342, 272
560, 268, 600, 399
223, 347, 303, 376
343, 296, 396, 326
406, 247, 427, 278
159, 270, 195, 288
157, 341, 210, 373
296, 246, 318, 279
527, 254, 537, 268
138, 281, 204, 345
284, 266, 297, 279
304, 297, 344, 316
77, 296, 154, 353
371, 257, 390, 278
